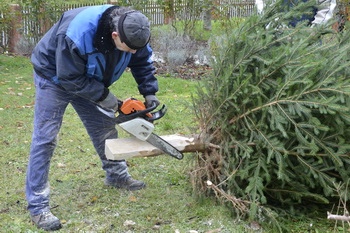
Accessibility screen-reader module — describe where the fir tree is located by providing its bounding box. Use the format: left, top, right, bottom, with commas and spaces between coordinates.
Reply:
192, 0, 350, 227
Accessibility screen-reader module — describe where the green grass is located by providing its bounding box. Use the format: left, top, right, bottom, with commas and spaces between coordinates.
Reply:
0, 54, 244, 232
0, 54, 340, 232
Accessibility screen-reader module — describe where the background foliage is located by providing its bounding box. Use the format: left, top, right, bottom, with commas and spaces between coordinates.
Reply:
192, 0, 350, 229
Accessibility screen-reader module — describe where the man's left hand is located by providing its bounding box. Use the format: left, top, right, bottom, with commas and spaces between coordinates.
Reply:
145, 95, 160, 108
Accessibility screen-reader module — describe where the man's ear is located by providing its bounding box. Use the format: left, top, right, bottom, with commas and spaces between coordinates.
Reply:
112, 32, 119, 39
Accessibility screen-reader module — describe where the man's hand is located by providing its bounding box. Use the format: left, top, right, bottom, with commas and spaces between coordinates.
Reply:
98, 92, 119, 111
145, 95, 160, 108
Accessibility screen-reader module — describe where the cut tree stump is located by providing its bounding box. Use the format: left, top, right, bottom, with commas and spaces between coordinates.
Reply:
105, 134, 206, 160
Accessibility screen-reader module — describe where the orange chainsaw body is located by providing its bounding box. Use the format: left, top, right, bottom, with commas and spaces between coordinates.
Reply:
120, 98, 152, 118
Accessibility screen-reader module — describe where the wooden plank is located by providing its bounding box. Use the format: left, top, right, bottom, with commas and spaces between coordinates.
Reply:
105, 134, 205, 160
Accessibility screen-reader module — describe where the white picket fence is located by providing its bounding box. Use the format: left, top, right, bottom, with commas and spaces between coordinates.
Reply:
0, 0, 256, 52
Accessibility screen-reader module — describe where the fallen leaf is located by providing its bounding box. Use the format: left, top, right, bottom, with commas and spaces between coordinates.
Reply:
250, 221, 261, 230
27, 101, 35, 106
16, 121, 24, 127
123, 220, 136, 227
205, 228, 222, 233
203, 219, 213, 226
57, 163, 67, 168
22, 105, 31, 108
129, 196, 137, 202
244, 221, 261, 230
89, 196, 98, 203
0, 208, 10, 213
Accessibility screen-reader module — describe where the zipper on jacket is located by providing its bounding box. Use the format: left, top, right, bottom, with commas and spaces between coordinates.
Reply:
95, 56, 110, 87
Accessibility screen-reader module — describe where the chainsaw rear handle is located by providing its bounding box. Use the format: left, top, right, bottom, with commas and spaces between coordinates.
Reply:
116, 102, 167, 123
146, 104, 167, 121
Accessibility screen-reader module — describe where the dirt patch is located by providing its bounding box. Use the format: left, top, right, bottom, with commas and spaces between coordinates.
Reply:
154, 60, 212, 80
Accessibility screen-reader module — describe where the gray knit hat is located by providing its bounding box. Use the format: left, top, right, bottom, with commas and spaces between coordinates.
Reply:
118, 11, 151, 50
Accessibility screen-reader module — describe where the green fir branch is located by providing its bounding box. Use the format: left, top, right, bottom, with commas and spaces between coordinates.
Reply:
276, 103, 343, 166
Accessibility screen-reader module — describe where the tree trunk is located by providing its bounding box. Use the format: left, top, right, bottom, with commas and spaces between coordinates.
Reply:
105, 134, 206, 160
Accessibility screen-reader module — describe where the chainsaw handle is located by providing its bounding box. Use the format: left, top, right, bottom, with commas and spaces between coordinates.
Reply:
146, 104, 167, 121
116, 103, 166, 123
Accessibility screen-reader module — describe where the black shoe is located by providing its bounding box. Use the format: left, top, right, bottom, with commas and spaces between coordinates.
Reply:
105, 177, 146, 191
31, 211, 62, 231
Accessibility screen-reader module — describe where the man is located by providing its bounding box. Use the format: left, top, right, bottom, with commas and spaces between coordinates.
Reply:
255, 0, 337, 26
27, 5, 159, 231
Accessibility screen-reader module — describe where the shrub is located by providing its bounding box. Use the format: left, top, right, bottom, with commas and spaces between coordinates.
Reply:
15, 36, 36, 56
151, 26, 205, 71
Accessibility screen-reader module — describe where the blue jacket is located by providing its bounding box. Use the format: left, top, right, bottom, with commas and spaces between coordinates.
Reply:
31, 5, 158, 102
255, 0, 336, 27
284, 0, 317, 27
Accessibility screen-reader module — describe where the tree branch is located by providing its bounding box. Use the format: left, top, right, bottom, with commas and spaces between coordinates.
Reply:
327, 212, 350, 222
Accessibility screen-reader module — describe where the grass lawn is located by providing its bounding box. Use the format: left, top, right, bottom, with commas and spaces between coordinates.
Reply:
0, 54, 339, 232
0, 54, 247, 232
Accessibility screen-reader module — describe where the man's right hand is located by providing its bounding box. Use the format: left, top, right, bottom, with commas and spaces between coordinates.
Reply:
97, 92, 119, 111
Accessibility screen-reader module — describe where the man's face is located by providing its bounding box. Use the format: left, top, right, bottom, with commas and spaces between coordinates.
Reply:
112, 32, 137, 54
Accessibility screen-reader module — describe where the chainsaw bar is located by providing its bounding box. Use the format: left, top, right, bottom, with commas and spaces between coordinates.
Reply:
146, 133, 184, 160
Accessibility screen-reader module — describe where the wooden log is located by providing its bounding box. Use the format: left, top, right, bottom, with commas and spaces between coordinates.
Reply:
105, 134, 206, 160
327, 212, 350, 221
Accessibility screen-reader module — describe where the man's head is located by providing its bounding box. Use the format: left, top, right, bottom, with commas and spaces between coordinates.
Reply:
110, 8, 151, 52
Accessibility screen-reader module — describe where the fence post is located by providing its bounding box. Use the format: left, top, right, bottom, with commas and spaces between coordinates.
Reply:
8, 4, 22, 53
203, 0, 214, 31
164, 0, 174, 24
106, 0, 118, 4
39, 5, 53, 37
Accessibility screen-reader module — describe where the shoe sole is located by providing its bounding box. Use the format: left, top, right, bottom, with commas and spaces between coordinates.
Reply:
105, 182, 146, 191
38, 222, 62, 231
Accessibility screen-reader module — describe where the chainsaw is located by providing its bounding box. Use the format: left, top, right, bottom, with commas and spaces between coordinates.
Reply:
98, 98, 183, 160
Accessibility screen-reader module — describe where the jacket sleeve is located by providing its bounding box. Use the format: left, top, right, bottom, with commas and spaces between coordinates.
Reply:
312, 0, 337, 25
128, 44, 158, 97
55, 34, 108, 102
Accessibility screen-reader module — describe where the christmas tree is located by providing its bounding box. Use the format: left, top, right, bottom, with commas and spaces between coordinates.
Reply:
192, 0, 350, 227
